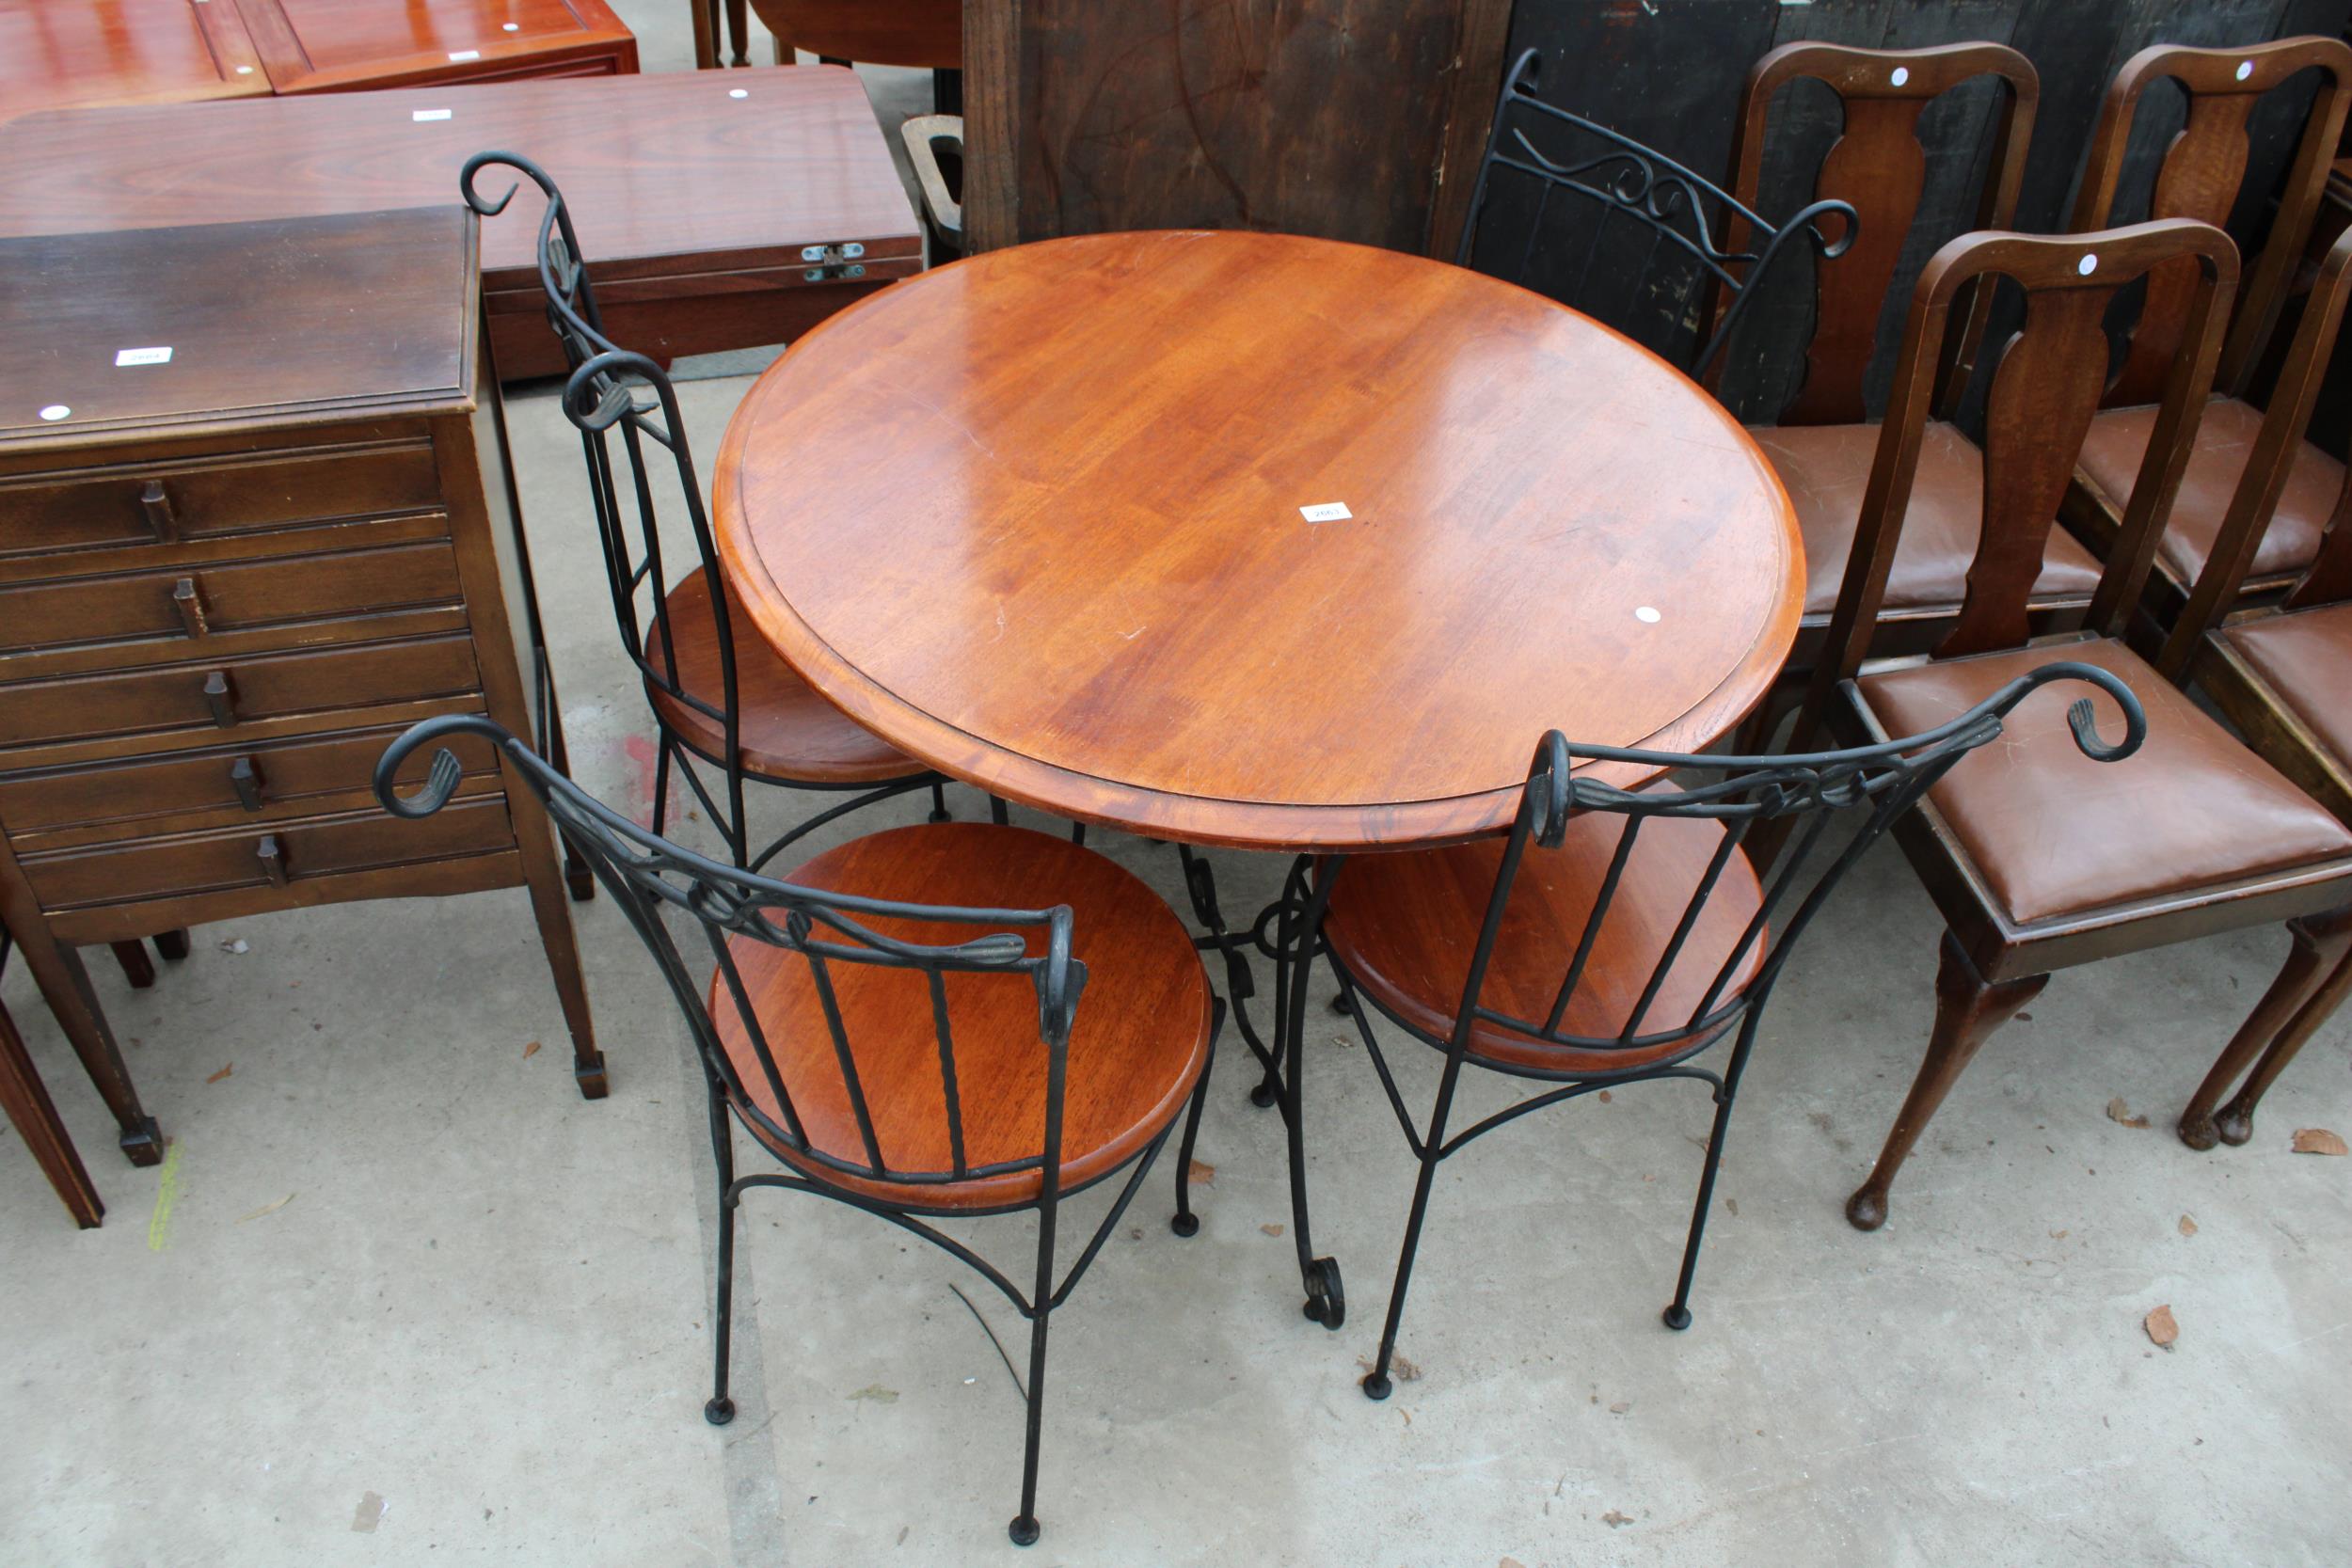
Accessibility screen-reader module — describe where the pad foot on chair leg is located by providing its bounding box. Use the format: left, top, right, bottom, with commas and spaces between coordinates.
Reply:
1360, 1370, 1392, 1401
1170, 1212, 1200, 1238
1845, 1183, 1888, 1232
2215, 1103, 2254, 1146
1661, 1304, 1692, 1332
1302, 1257, 1344, 1329
1248, 1081, 1278, 1109
704, 1397, 735, 1426
1009, 1515, 1041, 1547
2178, 1111, 2220, 1150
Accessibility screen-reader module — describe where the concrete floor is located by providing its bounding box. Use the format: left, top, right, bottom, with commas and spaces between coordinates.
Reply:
6, 7, 2352, 1565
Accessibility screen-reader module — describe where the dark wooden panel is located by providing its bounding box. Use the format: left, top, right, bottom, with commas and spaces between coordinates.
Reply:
967, 0, 1515, 254
1497, 0, 2352, 419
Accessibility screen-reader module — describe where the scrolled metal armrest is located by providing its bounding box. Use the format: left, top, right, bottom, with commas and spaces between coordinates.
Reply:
374, 713, 529, 819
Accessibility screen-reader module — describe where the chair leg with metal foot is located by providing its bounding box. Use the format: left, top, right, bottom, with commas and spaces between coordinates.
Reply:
649, 738, 675, 836
1010, 1170, 1061, 1545
1170, 1024, 1217, 1237
929, 781, 951, 823
704, 1079, 739, 1427
1663, 1018, 1759, 1332
1364, 1053, 1463, 1399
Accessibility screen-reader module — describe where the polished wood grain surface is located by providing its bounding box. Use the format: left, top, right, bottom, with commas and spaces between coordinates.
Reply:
712, 824, 1213, 1209
748, 0, 958, 68
0, 0, 267, 121
0, 211, 468, 447
232, 0, 636, 93
0, 71, 914, 285
718, 230, 1804, 850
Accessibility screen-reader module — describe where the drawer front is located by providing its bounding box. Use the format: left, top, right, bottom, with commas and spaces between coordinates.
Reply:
0, 442, 444, 561
0, 542, 463, 655
0, 636, 482, 749
0, 723, 501, 838
21, 795, 516, 912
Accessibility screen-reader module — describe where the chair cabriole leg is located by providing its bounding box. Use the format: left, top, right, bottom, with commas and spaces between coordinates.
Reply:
2180, 905, 2352, 1148
2217, 918, 2352, 1146
1847, 932, 2044, 1232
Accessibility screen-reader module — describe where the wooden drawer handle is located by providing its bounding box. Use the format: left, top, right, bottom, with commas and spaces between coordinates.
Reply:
203, 669, 238, 727
173, 577, 210, 638
140, 479, 178, 542
256, 833, 288, 886
230, 755, 264, 812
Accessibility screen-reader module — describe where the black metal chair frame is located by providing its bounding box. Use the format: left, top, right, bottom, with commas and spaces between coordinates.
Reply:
375, 713, 1221, 1545
1315, 664, 2144, 1399
1458, 48, 1858, 379
460, 150, 946, 873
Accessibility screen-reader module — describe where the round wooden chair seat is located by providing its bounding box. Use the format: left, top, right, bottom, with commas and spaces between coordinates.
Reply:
1323, 808, 1768, 1076
710, 824, 1214, 1210
647, 570, 924, 784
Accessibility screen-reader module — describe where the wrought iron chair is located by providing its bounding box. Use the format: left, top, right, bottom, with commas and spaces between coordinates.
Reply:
1455, 47, 1855, 379
373, 714, 1220, 1546
1322, 664, 2143, 1399
459, 151, 946, 872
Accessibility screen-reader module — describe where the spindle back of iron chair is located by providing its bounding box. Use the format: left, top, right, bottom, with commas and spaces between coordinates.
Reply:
1456, 47, 1857, 380
461, 151, 764, 859
377, 713, 1083, 1206
1425, 662, 2144, 1079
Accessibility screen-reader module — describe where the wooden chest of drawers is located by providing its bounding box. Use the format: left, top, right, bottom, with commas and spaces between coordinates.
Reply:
0, 206, 602, 1171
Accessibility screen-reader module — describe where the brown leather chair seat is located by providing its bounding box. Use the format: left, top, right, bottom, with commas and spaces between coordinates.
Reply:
2077, 396, 2345, 586
708, 824, 1214, 1210
1857, 638, 2352, 926
1322, 806, 1765, 1075
645, 569, 921, 783
1751, 420, 2105, 619
2215, 601, 2352, 768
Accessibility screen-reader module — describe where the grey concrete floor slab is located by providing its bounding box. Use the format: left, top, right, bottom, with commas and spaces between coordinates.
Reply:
6, 7, 2352, 1564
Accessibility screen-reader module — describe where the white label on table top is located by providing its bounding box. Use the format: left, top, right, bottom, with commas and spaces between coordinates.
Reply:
448, 49, 481, 62
115, 346, 172, 367
1299, 501, 1353, 523
413, 108, 453, 121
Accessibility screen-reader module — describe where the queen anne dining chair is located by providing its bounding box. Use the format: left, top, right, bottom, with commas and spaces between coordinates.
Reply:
2160, 221, 2352, 1150
1719, 43, 2110, 748
1325, 664, 2142, 1398
373, 714, 1220, 1547
1782, 218, 2352, 1231
1456, 48, 1856, 379
2063, 38, 2352, 628
458, 151, 947, 873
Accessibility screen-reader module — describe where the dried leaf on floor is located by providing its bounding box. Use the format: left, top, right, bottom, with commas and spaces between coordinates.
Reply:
1601, 1510, 1635, 1528
1724, 1198, 1739, 1216
1597, 1090, 1612, 1103
237, 1194, 295, 1224
522, 1039, 542, 1060
2178, 1214, 2198, 1237
1358, 1354, 1421, 1382
1608, 1401, 1630, 1415
1501, 1559, 1526, 1568
2291, 1128, 2347, 1156
847, 1384, 898, 1403
1261, 1223, 1284, 1237
2106, 1097, 2150, 1129
2050, 1228, 2069, 1240
2144, 1305, 2179, 1349
206, 1063, 232, 1085
1187, 1159, 1216, 1185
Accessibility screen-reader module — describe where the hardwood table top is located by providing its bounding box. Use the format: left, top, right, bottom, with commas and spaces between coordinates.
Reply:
0, 0, 269, 122
716, 230, 1804, 852
230, 0, 635, 94
0, 69, 916, 289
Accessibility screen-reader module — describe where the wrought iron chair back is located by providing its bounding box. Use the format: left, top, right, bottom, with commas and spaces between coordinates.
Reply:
376, 712, 1084, 1196
1457, 47, 1857, 378
1439, 662, 2143, 1074
460, 152, 782, 863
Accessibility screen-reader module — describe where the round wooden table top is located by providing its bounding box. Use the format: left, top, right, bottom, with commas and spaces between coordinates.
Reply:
715, 230, 1803, 852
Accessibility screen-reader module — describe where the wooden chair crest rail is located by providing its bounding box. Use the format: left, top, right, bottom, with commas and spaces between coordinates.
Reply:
374, 713, 1219, 1547
2165, 220, 2352, 1150
2063, 36, 2352, 625
1773, 219, 2352, 1232
1456, 48, 1857, 377
1330, 663, 2142, 1401
461, 152, 942, 872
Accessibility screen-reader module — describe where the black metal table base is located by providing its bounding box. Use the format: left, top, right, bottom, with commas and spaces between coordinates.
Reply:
1178, 845, 1347, 1330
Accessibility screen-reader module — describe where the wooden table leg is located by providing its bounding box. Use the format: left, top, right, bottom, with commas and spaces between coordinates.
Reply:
12, 936, 163, 1165
153, 928, 191, 961
504, 763, 605, 1099
725, 0, 750, 65
691, 0, 717, 69
109, 940, 157, 989
0, 996, 102, 1227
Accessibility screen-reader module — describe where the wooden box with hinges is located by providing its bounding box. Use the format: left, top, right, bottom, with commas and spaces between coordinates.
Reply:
0, 205, 602, 1182
0, 69, 920, 380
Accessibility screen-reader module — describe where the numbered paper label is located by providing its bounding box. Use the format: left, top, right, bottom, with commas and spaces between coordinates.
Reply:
1299, 501, 1353, 523
114, 346, 172, 367
413, 108, 453, 121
